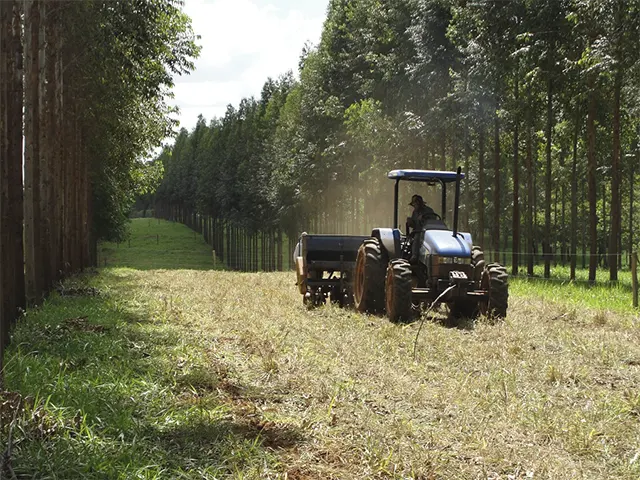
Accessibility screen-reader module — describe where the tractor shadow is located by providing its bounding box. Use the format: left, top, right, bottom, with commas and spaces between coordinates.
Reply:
402, 306, 477, 331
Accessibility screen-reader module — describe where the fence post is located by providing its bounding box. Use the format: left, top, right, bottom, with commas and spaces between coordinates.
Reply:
212, 250, 216, 268
632, 252, 638, 308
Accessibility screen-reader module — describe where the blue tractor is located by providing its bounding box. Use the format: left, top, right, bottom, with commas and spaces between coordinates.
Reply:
353, 167, 508, 322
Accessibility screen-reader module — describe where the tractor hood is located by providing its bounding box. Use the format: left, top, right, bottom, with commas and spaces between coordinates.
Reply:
421, 230, 472, 258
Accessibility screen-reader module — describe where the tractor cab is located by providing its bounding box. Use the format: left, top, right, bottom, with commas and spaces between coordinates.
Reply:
387, 168, 468, 265
387, 168, 463, 232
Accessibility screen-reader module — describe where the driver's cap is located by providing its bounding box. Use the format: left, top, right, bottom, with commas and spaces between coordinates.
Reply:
409, 194, 424, 207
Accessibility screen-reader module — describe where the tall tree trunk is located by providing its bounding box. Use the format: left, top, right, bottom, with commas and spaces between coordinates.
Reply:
630, 139, 637, 261
463, 123, 471, 232
609, 68, 622, 281
581, 175, 587, 269
54, 11, 63, 279
478, 126, 485, 248
558, 149, 566, 265
38, 1, 52, 289
512, 78, 520, 275
544, 76, 553, 278
493, 105, 500, 259
440, 129, 446, 171
45, 4, 60, 284
526, 117, 534, 276
9, 0, 24, 313
570, 105, 579, 280
24, 0, 44, 303
1, 0, 9, 352
1, 0, 26, 356
587, 76, 598, 283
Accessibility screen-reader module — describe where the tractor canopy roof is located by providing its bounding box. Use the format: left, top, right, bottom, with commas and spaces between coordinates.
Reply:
387, 169, 464, 183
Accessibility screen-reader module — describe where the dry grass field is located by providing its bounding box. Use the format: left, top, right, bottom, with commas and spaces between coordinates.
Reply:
3, 219, 640, 479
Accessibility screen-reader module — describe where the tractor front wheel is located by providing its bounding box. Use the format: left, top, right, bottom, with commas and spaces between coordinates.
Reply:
385, 259, 413, 322
479, 263, 509, 319
471, 245, 485, 282
354, 238, 386, 313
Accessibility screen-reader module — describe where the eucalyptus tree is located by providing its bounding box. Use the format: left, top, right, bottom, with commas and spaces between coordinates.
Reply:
0, 0, 25, 354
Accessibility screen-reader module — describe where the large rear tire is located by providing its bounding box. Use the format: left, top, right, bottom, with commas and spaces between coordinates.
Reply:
385, 259, 413, 322
354, 238, 386, 313
479, 262, 509, 319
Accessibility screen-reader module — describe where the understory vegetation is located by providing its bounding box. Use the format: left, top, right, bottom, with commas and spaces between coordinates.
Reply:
2, 219, 638, 479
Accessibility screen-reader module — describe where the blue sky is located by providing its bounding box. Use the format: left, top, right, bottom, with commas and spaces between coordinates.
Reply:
170, 0, 329, 133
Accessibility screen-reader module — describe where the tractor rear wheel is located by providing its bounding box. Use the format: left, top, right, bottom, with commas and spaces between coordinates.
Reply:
385, 259, 413, 322
479, 263, 509, 319
354, 238, 386, 313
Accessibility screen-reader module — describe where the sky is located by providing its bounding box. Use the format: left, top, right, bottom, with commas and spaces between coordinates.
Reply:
170, 0, 329, 133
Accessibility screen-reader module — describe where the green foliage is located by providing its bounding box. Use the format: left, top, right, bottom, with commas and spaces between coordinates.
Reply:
64, 0, 200, 242
156, 0, 640, 267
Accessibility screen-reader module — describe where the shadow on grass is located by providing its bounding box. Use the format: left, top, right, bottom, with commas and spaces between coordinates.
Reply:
3, 272, 301, 478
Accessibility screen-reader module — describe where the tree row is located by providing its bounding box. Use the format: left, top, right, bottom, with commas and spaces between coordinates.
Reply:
155, 0, 640, 284
0, 0, 198, 369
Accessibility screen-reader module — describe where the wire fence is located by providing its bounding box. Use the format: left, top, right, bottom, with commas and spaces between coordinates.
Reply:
113, 218, 640, 310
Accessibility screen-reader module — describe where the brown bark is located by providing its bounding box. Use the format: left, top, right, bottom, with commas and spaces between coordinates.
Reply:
38, 1, 52, 289
630, 139, 637, 261
1, 0, 9, 351
440, 130, 446, 171
526, 118, 534, 277
54, 13, 64, 279
24, 0, 44, 303
1, 1, 25, 358
544, 76, 553, 278
609, 68, 622, 281
512, 78, 520, 276
478, 126, 485, 248
570, 106, 580, 280
493, 107, 500, 259
587, 76, 598, 283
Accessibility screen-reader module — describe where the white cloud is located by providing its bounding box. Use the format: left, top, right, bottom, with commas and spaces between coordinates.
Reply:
169, 0, 327, 133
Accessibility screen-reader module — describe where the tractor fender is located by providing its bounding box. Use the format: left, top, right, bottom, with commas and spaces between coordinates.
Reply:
292, 232, 305, 265
371, 228, 402, 259
294, 232, 307, 294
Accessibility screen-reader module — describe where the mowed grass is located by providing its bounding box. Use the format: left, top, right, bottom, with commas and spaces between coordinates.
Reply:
99, 217, 221, 270
3, 218, 640, 478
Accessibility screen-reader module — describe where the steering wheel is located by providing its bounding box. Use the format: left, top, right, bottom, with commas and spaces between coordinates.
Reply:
429, 213, 442, 221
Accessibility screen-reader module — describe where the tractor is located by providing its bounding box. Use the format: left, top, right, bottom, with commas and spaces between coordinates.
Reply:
353, 167, 508, 322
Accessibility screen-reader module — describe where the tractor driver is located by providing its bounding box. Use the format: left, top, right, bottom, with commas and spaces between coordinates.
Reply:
407, 194, 437, 263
